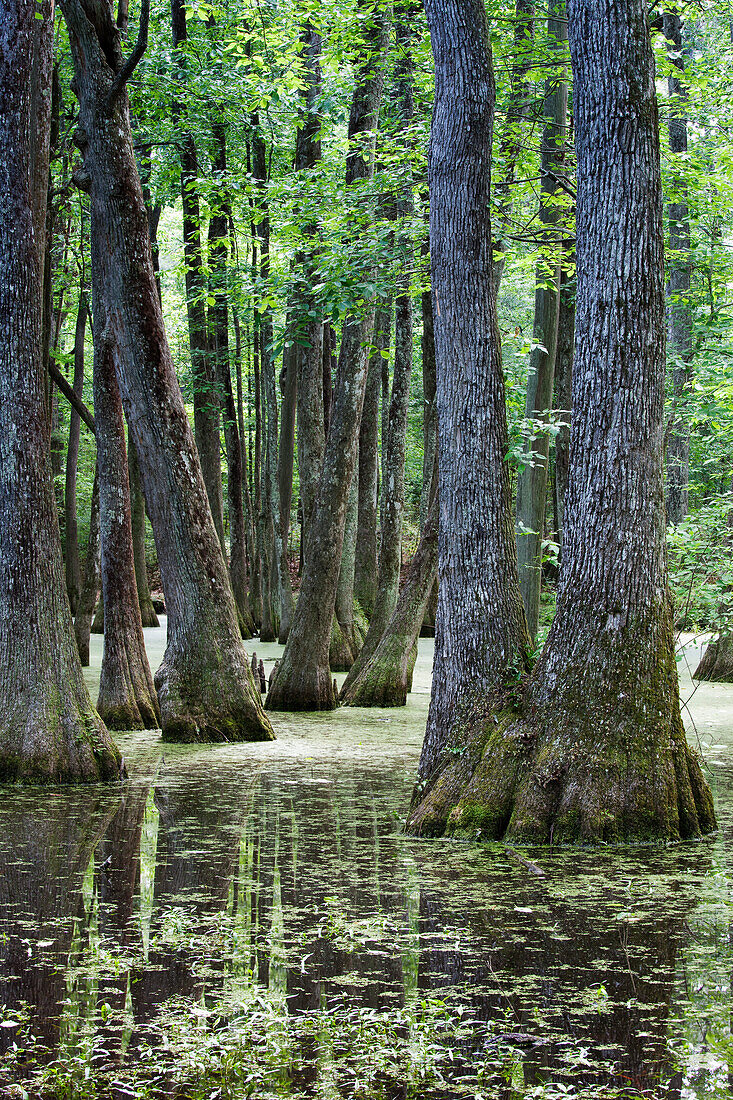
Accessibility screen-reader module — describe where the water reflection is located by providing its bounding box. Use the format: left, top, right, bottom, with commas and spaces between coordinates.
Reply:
0, 738, 729, 1097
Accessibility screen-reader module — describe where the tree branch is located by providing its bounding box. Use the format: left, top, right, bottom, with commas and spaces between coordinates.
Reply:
48, 363, 96, 435
107, 0, 150, 110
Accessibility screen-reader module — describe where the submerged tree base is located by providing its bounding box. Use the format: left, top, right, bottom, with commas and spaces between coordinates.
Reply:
156, 645, 274, 743
0, 680, 122, 784
408, 618, 717, 845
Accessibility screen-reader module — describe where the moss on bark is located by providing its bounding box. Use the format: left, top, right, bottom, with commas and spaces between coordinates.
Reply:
408, 615, 716, 844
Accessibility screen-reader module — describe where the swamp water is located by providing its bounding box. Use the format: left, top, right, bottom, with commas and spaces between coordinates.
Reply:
1, 627, 732, 1099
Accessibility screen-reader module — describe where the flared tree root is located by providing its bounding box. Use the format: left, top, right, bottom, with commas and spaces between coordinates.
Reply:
156, 648, 274, 743
407, 695, 716, 845
0, 687, 122, 783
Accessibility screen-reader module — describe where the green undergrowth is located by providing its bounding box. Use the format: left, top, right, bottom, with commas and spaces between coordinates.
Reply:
0, 988, 681, 1100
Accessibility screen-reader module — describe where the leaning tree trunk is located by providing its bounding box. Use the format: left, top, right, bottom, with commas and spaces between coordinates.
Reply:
267, 4, 390, 710
342, 482, 438, 708
408, 0, 715, 844
93, 323, 160, 730
0, 0, 121, 782
514, 0, 568, 643
128, 435, 159, 628
408, 0, 531, 798
663, 8, 693, 526
75, 469, 102, 666
419, 242, 439, 638
61, 0, 273, 744
65, 289, 88, 613
277, 341, 297, 643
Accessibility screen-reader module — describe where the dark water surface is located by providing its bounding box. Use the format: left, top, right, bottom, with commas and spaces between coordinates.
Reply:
1, 637, 732, 1098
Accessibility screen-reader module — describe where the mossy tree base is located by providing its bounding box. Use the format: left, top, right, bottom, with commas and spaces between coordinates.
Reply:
329, 616, 355, 673
266, 644, 338, 712
694, 632, 733, 683
156, 643, 275, 743
408, 618, 716, 844
0, 674, 122, 784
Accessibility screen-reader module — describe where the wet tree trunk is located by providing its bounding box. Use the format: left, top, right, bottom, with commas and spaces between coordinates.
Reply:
342, 480, 438, 708
409, 0, 715, 844
663, 9, 692, 526
695, 479, 733, 681
171, 0, 225, 550
353, 315, 387, 618
65, 289, 89, 614
515, 0, 568, 643
93, 321, 160, 730
128, 436, 159, 628
267, 5, 390, 709
75, 469, 102, 666
61, 0, 273, 743
407, 0, 531, 806
0, 0, 121, 782
208, 118, 253, 638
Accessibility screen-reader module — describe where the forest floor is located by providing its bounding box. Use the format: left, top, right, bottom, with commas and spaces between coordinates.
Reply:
0, 631, 731, 1098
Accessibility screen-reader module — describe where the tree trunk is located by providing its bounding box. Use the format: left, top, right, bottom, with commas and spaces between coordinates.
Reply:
128, 435, 159, 628
695, 632, 733, 682
65, 289, 88, 614
408, 0, 715, 844
94, 323, 160, 730
267, 5, 390, 709
342, 482, 438, 708
61, 0, 273, 744
0, 0, 121, 782
663, 9, 693, 526
553, 252, 575, 547
171, 0, 225, 550
277, 341, 297, 642
408, 0, 531, 805
419, 242, 438, 639
354, 307, 389, 618
515, 0, 569, 643
208, 118, 253, 638
342, 21, 415, 692
75, 469, 102, 666
252, 127, 281, 643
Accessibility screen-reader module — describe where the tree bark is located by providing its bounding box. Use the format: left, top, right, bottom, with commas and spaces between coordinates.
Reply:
408, 0, 715, 844
663, 8, 693, 526
94, 323, 160, 730
515, 0, 569, 643
277, 341, 297, 643
208, 117, 253, 638
61, 0, 273, 743
267, 5, 390, 709
171, 0, 225, 550
128, 435, 159, 628
342, 21, 415, 692
0, 0, 121, 782
553, 252, 575, 547
75, 469, 102, 666
65, 289, 88, 614
408, 0, 531, 802
342, 480, 438, 708
354, 306, 390, 618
